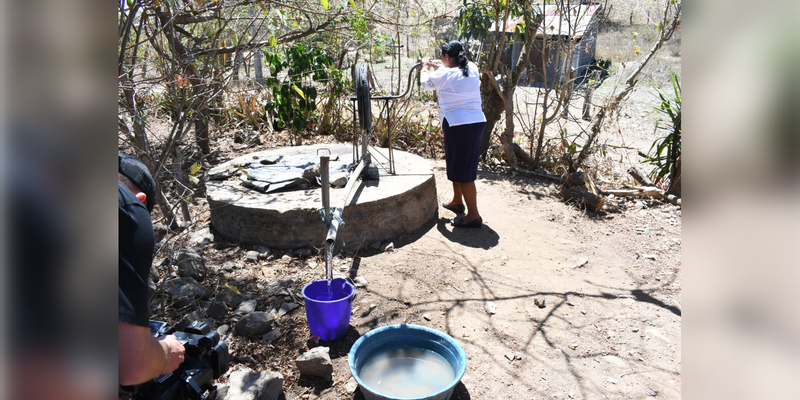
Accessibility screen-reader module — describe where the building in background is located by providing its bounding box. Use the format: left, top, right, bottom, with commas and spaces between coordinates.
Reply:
496, 3, 603, 88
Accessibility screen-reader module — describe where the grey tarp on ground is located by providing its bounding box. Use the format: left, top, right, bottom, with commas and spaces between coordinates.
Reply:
242, 154, 352, 194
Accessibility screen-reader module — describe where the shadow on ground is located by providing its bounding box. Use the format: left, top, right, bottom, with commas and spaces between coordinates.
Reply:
436, 217, 499, 249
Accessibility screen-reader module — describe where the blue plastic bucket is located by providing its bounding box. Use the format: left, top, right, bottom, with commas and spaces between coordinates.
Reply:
301, 278, 355, 341
348, 324, 467, 400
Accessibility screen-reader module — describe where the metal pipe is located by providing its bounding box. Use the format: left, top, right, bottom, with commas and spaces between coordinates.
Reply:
385, 98, 395, 175
349, 63, 421, 103
325, 152, 371, 245
370, 63, 422, 101
327, 64, 420, 245
320, 155, 330, 223
361, 133, 369, 160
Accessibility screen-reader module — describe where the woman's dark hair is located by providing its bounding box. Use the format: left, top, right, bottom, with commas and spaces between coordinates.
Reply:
441, 40, 469, 77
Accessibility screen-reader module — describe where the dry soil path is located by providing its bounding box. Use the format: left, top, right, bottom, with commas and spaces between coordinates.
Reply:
338, 159, 681, 399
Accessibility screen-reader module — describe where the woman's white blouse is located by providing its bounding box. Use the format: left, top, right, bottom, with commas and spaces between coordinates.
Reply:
420, 62, 486, 127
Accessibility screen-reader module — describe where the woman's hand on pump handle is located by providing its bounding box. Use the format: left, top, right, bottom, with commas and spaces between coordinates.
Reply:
420, 57, 441, 70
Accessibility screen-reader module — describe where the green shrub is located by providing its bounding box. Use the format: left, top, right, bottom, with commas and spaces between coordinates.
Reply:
643, 70, 681, 186
263, 43, 336, 142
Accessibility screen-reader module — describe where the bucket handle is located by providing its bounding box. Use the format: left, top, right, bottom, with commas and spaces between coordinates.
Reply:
344, 276, 357, 301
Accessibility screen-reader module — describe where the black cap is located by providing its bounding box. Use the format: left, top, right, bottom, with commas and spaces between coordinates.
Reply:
119, 153, 156, 213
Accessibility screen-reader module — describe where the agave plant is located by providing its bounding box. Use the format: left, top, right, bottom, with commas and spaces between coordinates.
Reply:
644, 70, 681, 190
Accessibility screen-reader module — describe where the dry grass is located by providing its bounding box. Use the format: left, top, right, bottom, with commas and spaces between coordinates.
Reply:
595, 0, 681, 89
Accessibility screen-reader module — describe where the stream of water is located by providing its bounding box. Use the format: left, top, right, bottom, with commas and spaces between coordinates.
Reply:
325, 241, 334, 295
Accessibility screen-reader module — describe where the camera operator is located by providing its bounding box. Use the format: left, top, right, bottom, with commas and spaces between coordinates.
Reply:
118, 153, 185, 386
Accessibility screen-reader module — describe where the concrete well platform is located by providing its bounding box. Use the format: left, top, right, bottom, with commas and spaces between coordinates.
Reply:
206, 144, 438, 250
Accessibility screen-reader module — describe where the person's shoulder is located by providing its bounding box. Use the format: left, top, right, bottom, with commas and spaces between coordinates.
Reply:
119, 182, 147, 213
446, 66, 464, 76
119, 182, 135, 205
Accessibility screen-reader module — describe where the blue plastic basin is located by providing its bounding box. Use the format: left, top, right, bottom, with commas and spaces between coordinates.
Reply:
348, 324, 467, 400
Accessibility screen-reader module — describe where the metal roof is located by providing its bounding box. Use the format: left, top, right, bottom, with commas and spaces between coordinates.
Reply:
493, 3, 602, 39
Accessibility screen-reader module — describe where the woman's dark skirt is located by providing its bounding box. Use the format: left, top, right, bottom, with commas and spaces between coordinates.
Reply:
443, 118, 486, 183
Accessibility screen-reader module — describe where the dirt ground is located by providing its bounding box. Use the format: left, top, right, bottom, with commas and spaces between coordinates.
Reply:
148, 40, 681, 400
119, 0, 681, 396
153, 127, 681, 400
342, 158, 682, 399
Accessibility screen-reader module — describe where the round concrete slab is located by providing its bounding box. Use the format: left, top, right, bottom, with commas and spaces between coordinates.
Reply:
206, 144, 438, 250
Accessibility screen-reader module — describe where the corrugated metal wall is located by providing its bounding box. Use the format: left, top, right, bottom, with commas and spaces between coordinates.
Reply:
573, 23, 598, 79
490, 4, 601, 89
517, 5, 601, 88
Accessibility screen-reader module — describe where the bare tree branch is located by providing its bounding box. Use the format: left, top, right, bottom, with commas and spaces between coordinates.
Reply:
570, 1, 680, 172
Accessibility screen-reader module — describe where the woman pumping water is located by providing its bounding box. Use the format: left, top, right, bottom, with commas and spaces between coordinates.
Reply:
420, 40, 486, 229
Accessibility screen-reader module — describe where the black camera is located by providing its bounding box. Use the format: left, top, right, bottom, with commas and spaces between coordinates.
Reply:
123, 320, 230, 400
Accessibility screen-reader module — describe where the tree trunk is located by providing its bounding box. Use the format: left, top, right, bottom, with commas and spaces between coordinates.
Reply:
501, 81, 517, 166
599, 187, 663, 198
254, 48, 264, 84
250, 7, 264, 85
118, 9, 149, 160
479, 74, 505, 156
512, 143, 557, 168
195, 106, 211, 154
475, 6, 540, 158
121, 81, 150, 157
157, 187, 180, 230
233, 50, 243, 83
561, 68, 575, 119
532, 111, 549, 168
510, 165, 562, 182
582, 70, 601, 121
172, 146, 191, 226
155, 7, 213, 154
665, 194, 681, 206
561, 186, 605, 212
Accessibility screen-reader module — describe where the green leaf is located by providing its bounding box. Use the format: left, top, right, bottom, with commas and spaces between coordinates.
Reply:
671, 71, 681, 103
321, 0, 328, 11
188, 175, 199, 185
349, 0, 357, 9
568, 143, 577, 154
189, 162, 202, 175
269, 34, 277, 47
